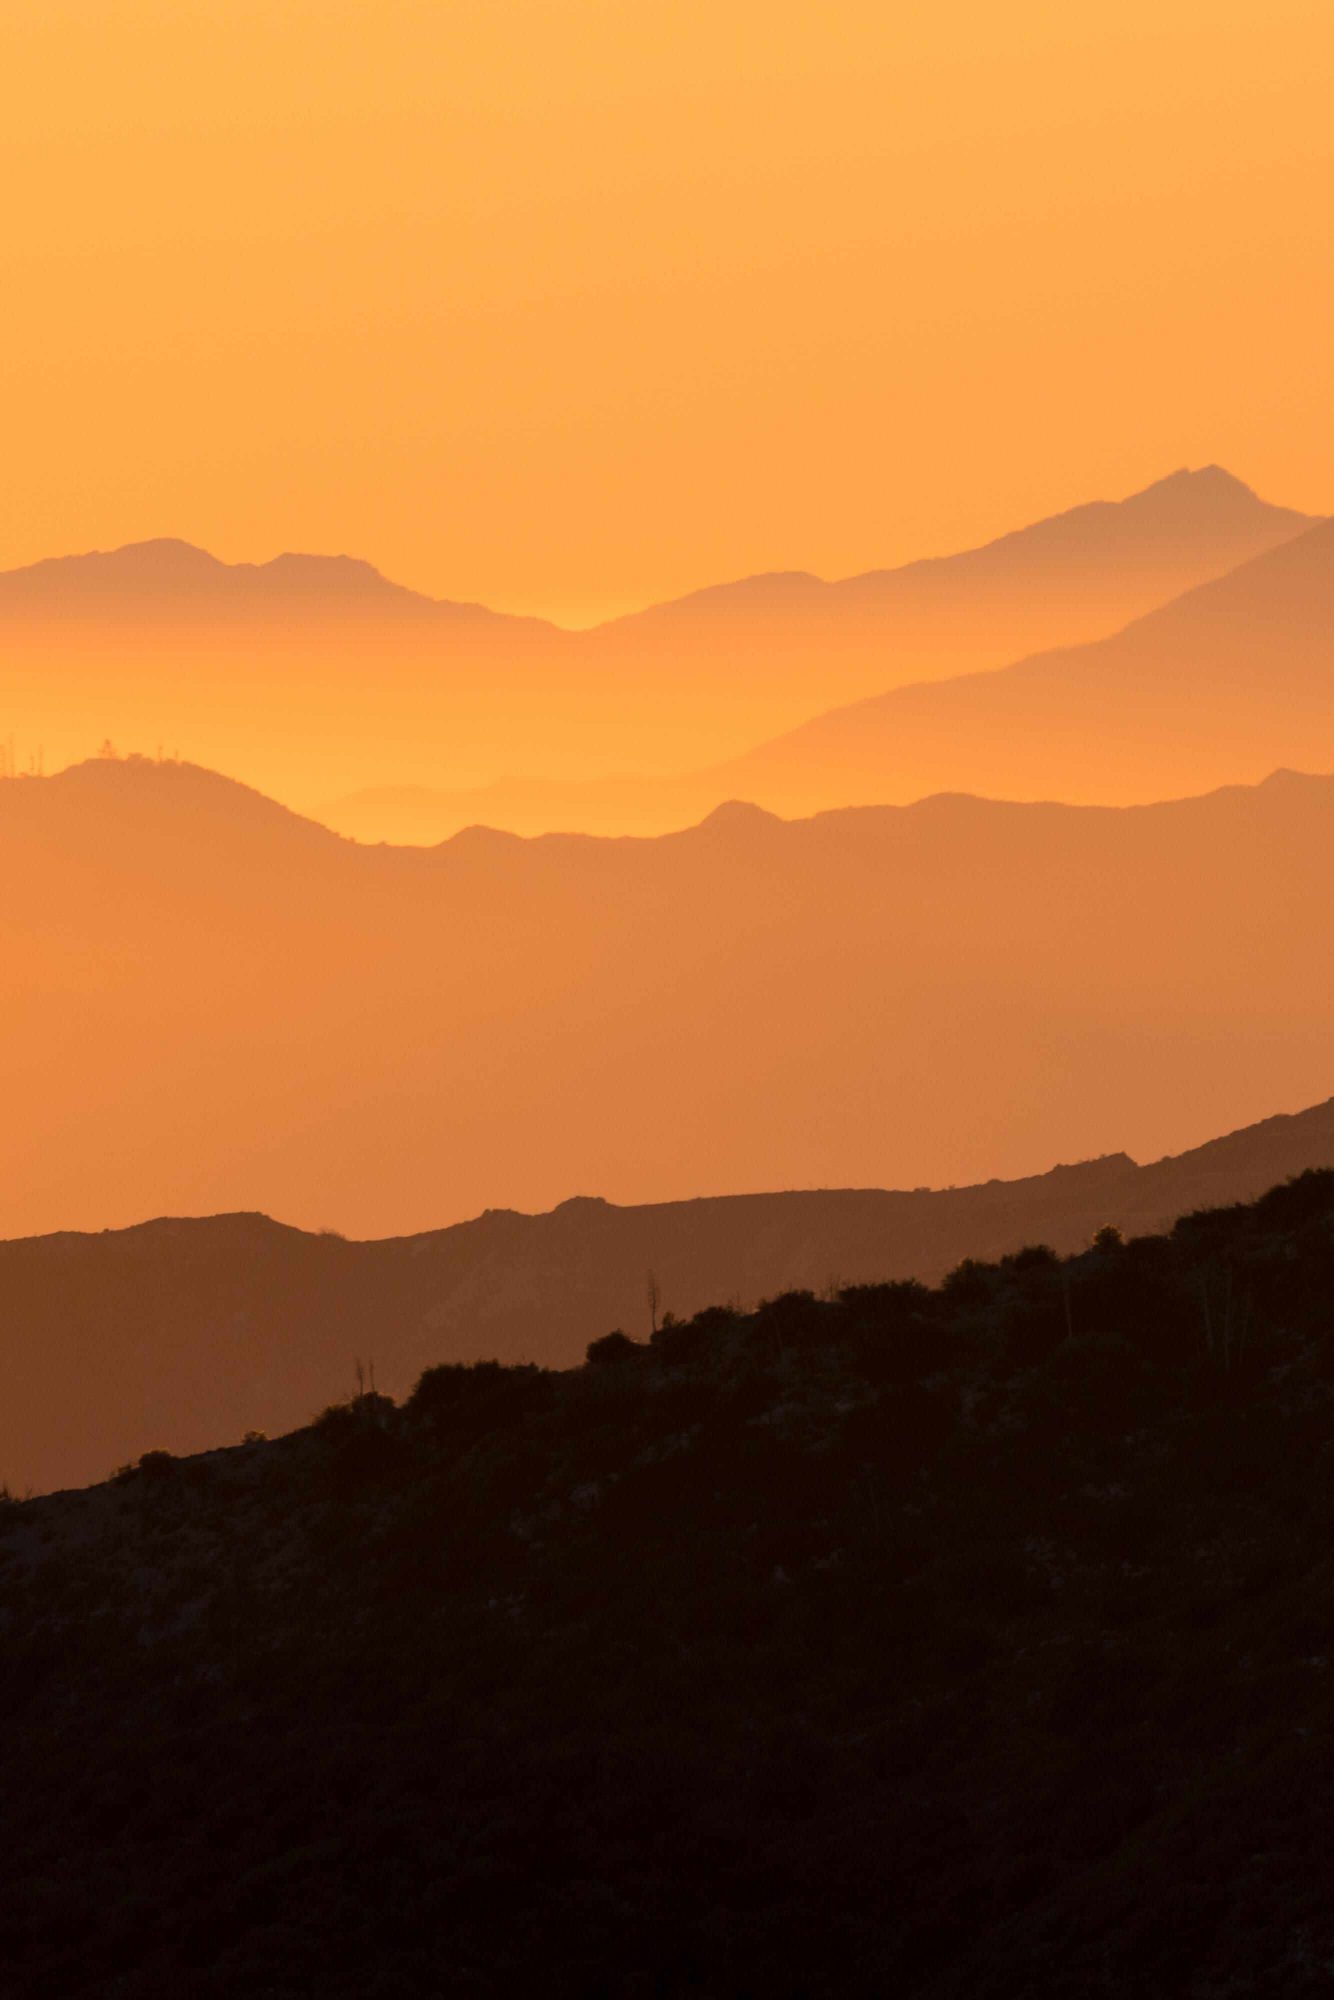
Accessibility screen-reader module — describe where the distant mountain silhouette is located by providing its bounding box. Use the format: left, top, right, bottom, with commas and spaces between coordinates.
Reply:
603, 465, 1306, 635
0, 536, 476, 617
2, 1094, 1332, 1494
359, 506, 1334, 837
2, 755, 1332, 1262
708, 511, 1334, 817
0, 468, 1310, 813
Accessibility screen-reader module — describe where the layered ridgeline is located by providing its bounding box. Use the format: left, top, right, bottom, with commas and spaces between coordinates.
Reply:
4, 1098, 1333, 1494
2, 756, 1333, 1246
0, 467, 1308, 815
364, 500, 1334, 839
5, 1172, 1334, 1996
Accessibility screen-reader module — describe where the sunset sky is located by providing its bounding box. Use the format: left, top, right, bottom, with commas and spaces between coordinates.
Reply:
4, 0, 1331, 625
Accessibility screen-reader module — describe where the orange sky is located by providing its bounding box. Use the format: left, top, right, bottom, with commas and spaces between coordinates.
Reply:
3, 1, 1331, 626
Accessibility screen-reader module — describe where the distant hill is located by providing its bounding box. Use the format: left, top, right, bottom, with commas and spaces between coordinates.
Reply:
0, 537, 486, 619
596, 463, 1309, 650
354, 505, 1334, 837
2, 756, 1332, 1256
0, 467, 1309, 814
709, 510, 1334, 818
2, 1077, 1332, 1494
7, 1171, 1334, 1995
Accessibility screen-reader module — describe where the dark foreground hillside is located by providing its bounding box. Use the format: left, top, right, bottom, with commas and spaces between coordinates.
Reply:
5, 1174, 1334, 1996
5, 1094, 1333, 1495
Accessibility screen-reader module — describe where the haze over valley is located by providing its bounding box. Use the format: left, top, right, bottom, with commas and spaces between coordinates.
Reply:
1, 466, 1313, 830
322, 488, 1334, 840
2, 754, 1331, 1244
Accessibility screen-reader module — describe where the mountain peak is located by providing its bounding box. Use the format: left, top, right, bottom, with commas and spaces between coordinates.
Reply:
26, 538, 225, 581
0, 538, 449, 616
1122, 464, 1276, 516
693, 798, 783, 834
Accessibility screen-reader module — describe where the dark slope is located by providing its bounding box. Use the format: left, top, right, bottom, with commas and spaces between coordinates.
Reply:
5, 1171, 1334, 1996
3, 1095, 1333, 1495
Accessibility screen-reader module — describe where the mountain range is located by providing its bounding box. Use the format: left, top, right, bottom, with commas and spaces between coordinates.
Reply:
0, 467, 1310, 817
2, 754, 1332, 1249
3, 1094, 1333, 1495
341, 505, 1334, 838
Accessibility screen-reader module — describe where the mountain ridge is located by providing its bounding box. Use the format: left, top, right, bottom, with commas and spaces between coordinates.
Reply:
4, 1091, 1333, 1493
344, 513, 1334, 839
3, 465, 1303, 628
718, 512, 1334, 808
27, 750, 1334, 852
2, 466, 1315, 809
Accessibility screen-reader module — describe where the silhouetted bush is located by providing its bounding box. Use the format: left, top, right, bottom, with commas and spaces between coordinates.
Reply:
940, 1256, 995, 1309
313, 1391, 395, 1434
586, 1330, 643, 1365
651, 1304, 739, 1365
408, 1360, 549, 1432
109, 1448, 180, 1490
750, 1289, 833, 1354
840, 1280, 941, 1383
1002, 1243, 1061, 1273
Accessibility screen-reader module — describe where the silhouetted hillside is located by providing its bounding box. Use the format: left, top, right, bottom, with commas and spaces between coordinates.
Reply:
5, 1097, 1334, 1495
6, 1171, 1334, 1996
0, 467, 1308, 816
1, 756, 1331, 1249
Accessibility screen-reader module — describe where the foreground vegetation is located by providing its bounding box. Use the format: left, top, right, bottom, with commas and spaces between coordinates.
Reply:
5, 1173, 1334, 1995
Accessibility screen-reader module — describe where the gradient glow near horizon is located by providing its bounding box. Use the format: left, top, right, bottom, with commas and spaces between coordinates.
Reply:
3, 1, 1331, 624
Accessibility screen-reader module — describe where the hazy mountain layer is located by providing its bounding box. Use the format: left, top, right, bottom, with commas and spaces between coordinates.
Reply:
717, 510, 1334, 817
3, 1097, 1332, 1494
353, 508, 1334, 837
0, 468, 1308, 811
2, 754, 1332, 1251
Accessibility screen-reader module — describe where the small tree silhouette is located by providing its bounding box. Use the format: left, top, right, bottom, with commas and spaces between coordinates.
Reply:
587, 1330, 641, 1365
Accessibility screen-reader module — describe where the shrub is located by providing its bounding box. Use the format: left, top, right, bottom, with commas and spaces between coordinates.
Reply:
1002, 1244, 1061, 1274
652, 1304, 739, 1366
586, 1330, 643, 1366
940, 1257, 994, 1308
310, 1394, 402, 1492
407, 1360, 549, 1431
750, 1291, 835, 1354
312, 1393, 397, 1445
135, 1450, 177, 1482
840, 1282, 941, 1384
1253, 1168, 1334, 1231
